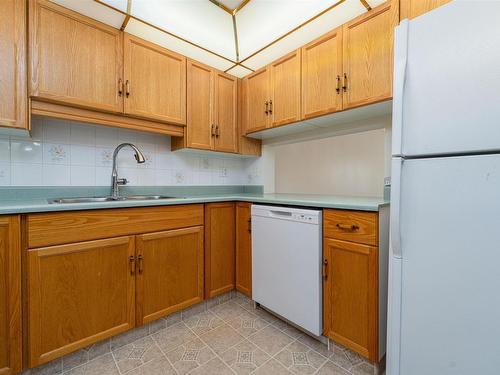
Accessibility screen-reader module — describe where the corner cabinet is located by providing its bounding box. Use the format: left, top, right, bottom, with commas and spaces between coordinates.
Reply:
245, 67, 270, 133
400, 0, 451, 19
135, 227, 204, 326
0, 0, 27, 130
0, 216, 22, 375
123, 34, 186, 125
205, 203, 236, 298
29, 0, 124, 113
235, 203, 252, 297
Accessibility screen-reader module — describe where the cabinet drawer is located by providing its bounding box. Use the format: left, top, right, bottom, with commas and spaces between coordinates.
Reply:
323, 209, 378, 246
28, 204, 204, 248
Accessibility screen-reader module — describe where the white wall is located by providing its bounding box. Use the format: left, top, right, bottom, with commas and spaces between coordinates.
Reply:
264, 128, 388, 197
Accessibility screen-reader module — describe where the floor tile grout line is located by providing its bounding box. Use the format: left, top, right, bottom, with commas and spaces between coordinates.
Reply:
149, 324, 184, 375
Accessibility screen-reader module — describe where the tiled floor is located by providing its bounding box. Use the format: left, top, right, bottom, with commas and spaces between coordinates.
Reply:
23, 293, 376, 375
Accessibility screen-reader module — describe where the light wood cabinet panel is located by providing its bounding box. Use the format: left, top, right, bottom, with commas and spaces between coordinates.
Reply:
214, 72, 238, 153
245, 67, 270, 133
323, 238, 378, 362
28, 237, 136, 367
235, 203, 252, 297
29, 0, 123, 113
0, 0, 27, 130
301, 28, 343, 119
136, 227, 204, 325
205, 203, 235, 298
124, 34, 186, 125
342, 1, 398, 110
238, 79, 261, 156
184, 60, 214, 151
401, 0, 451, 19
324, 209, 378, 246
0, 216, 22, 375
269, 49, 301, 127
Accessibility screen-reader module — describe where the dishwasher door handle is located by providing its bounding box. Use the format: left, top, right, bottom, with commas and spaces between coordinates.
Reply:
269, 210, 293, 218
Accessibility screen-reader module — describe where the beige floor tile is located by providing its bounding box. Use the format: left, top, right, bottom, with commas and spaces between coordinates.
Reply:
199, 324, 245, 355
183, 310, 225, 336
350, 361, 376, 375
164, 337, 216, 375
113, 336, 163, 373
220, 339, 270, 375
226, 310, 269, 337
188, 357, 235, 375
152, 322, 197, 353
274, 341, 327, 375
248, 325, 294, 356
329, 347, 364, 371
181, 302, 207, 320
315, 360, 352, 375
64, 354, 118, 375
210, 301, 248, 321
252, 358, 292, 375
296, 334, 330, 358
124, 356, 177, 375
251, 307, 285, 326
24, 359, 63, 375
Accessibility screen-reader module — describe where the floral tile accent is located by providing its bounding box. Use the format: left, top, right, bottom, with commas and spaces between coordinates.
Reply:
165, 337, 215, 375
221, 340, 270, 375
275, 341, 327, 375
47, 144, 68, 163
183, 310, 224, 336
226, 310, 269, 337
112, 336, 163, 373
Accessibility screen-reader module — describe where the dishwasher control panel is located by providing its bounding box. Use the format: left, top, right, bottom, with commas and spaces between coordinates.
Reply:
252, 205, 321, 225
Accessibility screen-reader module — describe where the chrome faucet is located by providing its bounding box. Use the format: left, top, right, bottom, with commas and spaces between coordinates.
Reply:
111, 143, 145, 199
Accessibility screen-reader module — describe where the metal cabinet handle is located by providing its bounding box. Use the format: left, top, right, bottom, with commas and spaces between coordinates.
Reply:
265, 101, 269, 115
322, 259, 328, 280
269, 100, 273, 114
342, 73, 348, 92
215, 124, 220, 137
336, 223, 359, 231
125, 80, 130, 97
247, 218, 251, 233
137, 254, 144, 274
129, 255, 135, 275
118, 79, 124, 97
211, 124, 216, 136
336, 75, 341, 94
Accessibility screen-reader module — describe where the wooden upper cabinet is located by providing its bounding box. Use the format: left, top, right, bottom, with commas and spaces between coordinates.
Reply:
323, 238, 378, 362
0, 216, 22, 375
205, 203, 236, 299
214, 72, 238, 153
238, 79, 262, 156
269, 49, 301, 127
29, 0, 123, 113
301, 28, 343, 119
184, 60, 214, 151
28, 237, 136, 367
0, 0, 27, 130
342, 1, 398, 110
235, 202, 252, 297
136, 227, 204, 326
245, 67, 270, 133
123, 34, 186, 125
401, 0, 451, 19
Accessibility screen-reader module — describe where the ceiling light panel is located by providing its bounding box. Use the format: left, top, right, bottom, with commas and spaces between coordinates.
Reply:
367, 0, 387, 7
130, 0, 236, 61
226, 64, 253, 78
125, 18, 234, 71
97, 0, 129, 13
218, 0, 246, 11
243, 0, 366, 70
52, 0, 125, 29
236, 0, 342, 60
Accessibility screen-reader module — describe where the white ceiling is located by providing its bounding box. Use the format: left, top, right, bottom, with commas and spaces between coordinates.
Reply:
51, 0, 386, 77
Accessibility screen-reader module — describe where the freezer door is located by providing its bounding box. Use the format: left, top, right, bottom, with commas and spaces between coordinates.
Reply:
394, 154, 500, 374
393, 1, 500, 157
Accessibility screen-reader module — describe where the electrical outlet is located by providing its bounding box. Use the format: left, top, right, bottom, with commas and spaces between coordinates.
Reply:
384, 176, 391, 186
220, 167, 227, 177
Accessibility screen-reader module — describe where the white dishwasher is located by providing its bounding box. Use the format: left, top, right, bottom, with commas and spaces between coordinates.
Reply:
252, 205, 322, 336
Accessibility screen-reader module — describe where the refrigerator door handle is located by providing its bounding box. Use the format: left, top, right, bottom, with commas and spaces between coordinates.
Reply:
391, 158, 403, 259
392, 20, 409, 157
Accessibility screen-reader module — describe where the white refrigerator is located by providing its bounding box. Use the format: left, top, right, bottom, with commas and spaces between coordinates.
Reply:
388, 2, 500, 375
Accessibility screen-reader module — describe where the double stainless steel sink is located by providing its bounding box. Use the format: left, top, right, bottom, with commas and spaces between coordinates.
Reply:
48, 195, 181, 204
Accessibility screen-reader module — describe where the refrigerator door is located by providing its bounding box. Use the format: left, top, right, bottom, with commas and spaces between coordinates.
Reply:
393, 1, 500, 157
393, 154, 500, 374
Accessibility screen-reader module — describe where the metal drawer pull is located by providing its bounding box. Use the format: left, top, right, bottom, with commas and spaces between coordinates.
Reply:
129, 255, 135, 275
137, 254, 144, 274
265, 101, 269, 114
342, 73, 348, 92
125, 80, 130, 97
336, 75, 341, 94
336, 223, 359, 231
269, 100, 273, 114
247, 218, 252, 233
118, 79, 123, 96
323, 259, 328, 280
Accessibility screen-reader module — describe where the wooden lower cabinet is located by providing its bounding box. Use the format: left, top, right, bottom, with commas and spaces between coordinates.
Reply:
235, 203, 252, 297
135, 227, 204, 325
323, 238, 378, 362
204, 203, 235, 298
0, 216, 22, 375
27, 237, 136, 367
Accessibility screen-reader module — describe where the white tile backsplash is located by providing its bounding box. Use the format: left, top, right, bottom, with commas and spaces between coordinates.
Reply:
0, 117, 260, 187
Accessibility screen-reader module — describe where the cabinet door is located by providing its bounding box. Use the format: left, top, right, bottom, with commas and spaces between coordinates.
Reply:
246, 67, 270, 133
323, 238, 378, 361
185, 60, 214, 150
214, 72, 238, 153
270, 50, 301, 127
205, 203, 235, 298
301, 28, 343, 119
0, 0, 27, 130
238, 79, 262, 156
401, 0, 451, 19
0, 216, 22, 374
342, 1, 398, 110
28, 237, 135, 367
136, 227, 204, 326
124, 34, 186, 125
235, 203, 252, 297
29, 0, 123, 113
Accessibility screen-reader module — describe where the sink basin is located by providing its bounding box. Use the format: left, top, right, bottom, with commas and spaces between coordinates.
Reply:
48, 195, 180, 204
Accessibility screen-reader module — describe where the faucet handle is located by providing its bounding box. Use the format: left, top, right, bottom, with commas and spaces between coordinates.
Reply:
117, 178, 128, 186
